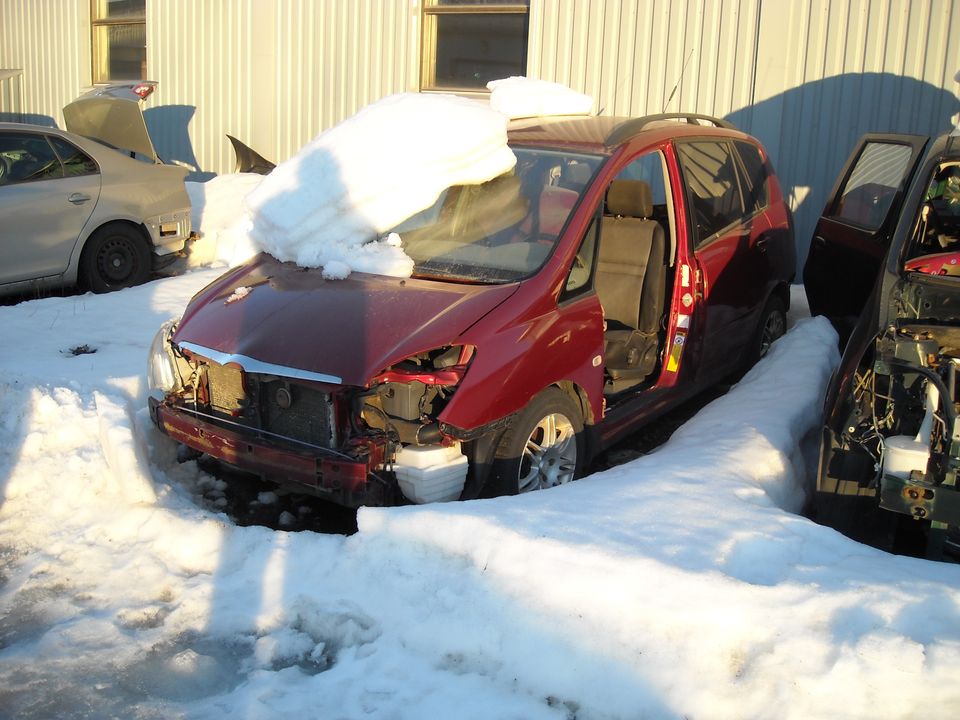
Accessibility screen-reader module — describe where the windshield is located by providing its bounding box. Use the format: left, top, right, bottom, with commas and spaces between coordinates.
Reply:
396, 148, 603, 283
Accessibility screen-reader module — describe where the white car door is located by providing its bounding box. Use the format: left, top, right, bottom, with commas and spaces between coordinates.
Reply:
0, 130, 101, 284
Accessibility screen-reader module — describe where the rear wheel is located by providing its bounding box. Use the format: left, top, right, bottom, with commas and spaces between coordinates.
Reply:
487, 388, 584, 496
80, 224, 152, 293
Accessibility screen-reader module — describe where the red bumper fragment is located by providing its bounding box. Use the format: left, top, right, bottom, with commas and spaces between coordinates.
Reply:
149, 398, 390, 507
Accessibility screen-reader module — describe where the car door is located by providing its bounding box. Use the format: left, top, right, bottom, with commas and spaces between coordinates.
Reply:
0, 131, 101, 284
803, 133, 928, 324
675, 139, 763, 383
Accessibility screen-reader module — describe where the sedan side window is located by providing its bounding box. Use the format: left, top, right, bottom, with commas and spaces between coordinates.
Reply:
50, 137, 98, 177
0, 132, 63, 185
676, 141, 745, 246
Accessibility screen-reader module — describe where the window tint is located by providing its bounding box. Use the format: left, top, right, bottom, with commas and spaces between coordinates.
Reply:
49, 137, 98, 177
0, 132, 63, 185
833, 142, 913, 230
734, 140, 768, 213
421, 1, 529, 91
676, 141, 744, 245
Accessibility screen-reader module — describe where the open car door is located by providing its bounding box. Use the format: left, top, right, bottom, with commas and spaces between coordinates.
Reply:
803, 133, 928, 336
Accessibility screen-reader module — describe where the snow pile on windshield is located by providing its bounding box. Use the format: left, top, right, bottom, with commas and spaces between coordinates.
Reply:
488, 76, 594, 119
244, 92, 516, 277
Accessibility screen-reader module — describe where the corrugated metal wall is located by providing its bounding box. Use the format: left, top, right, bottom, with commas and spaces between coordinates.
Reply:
528, 0, 762, 119
147, 0, 415, 178
0, 0, 88, 126
749, 0, 960, 261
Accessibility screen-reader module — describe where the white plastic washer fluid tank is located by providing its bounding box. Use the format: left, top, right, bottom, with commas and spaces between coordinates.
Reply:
883, 435, 930, 480
394, 443, 469, 504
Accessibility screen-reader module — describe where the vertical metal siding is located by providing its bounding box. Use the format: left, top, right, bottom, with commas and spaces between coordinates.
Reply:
271, 0, 415, 162
528, 0, 762, 118
751, 0, 960, 261
0, 0, 87, 126
146, 0, 415, 175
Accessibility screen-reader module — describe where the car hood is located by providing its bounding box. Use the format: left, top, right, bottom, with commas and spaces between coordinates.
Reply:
63, 96, 158, 162
172, 254, 519, 386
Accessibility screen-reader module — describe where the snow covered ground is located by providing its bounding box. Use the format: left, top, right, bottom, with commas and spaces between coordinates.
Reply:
2, 269, 959, 718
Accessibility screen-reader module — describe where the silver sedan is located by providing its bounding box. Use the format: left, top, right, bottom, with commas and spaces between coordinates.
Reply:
0, 94, 190, 297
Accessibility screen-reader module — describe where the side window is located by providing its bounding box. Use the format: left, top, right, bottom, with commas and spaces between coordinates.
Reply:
832, 141, 914, 230
0, 132, 63, 185
561, 215, 599, 301
49, 137, 98, 177
734, 140, 768, 213
676, 141, 744, 246
420, 1, 529, 91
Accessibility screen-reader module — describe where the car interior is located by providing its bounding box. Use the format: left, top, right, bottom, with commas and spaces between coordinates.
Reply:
596, 178, 668, 394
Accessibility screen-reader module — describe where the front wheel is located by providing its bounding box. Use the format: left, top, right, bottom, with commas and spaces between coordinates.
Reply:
79, 224, 152, 293
487, 388, 584, 496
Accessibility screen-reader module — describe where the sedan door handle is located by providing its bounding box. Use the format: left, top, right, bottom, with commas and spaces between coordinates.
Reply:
68, 193, 91, 205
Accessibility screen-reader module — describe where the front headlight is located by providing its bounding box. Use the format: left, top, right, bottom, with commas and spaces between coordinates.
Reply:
147, 319, 182, 396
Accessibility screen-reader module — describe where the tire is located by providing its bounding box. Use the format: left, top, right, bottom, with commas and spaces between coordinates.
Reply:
487, 387, 584, 496
79, 224, 152, 294
751, 295, 787, 364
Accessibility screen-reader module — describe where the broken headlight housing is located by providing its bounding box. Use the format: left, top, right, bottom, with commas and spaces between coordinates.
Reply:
147, 319, 182, 396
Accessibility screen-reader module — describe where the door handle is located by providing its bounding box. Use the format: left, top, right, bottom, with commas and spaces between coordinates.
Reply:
813, 235, 827, 247
68, 193, 91, 205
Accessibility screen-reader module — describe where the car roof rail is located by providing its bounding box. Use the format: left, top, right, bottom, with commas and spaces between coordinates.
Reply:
605, 113, 736, 145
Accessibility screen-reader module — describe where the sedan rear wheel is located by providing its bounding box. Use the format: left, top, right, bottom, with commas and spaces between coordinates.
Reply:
488, 387, 584, 496
80, 224, 152, 293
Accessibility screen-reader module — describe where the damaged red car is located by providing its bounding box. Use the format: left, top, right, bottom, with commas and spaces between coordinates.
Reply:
148, 113, 795, 508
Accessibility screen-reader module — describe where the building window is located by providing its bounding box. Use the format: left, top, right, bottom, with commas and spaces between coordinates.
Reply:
91, 0, 146, 84
421, 1, 529, 92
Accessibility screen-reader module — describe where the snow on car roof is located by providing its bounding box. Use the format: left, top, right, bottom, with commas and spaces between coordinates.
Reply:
244, 92, 516, 279
488, 76, 594, 119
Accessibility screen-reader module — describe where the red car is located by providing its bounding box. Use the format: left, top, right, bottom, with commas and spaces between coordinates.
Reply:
148, 113, 795, 508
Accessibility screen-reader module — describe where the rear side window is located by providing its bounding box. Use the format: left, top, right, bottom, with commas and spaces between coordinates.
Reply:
0, 132, 63, 185
50, 137, 98, 177
676, 140, 744, 245
734, 140, 768, 213
832, 141, 914, 230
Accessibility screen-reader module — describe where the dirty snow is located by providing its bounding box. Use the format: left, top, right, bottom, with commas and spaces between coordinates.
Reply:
1, 249, 960, 716
488, 76, 595, 119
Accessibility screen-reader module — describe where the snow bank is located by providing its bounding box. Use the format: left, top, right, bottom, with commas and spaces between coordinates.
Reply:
244, 93, 516, 277
488, 76, 594, 119
185, 174, 262, 268
3, 276, 960, 720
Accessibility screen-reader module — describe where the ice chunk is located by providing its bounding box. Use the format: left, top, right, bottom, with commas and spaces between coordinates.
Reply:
488, 76, 594, 119
245, 93, 516, 278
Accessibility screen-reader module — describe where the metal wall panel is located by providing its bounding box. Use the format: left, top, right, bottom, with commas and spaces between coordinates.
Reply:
146, 0, 416, 177
0, 0, 88, 126
270, 0, 417, 163
528, 0, 762, 119
749, 0, 960, 262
